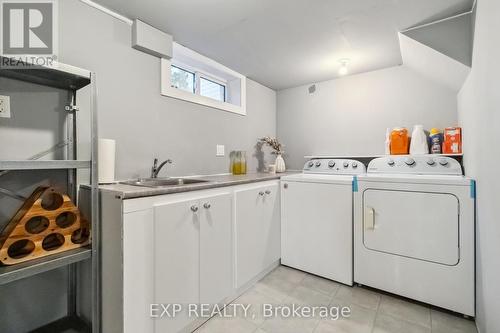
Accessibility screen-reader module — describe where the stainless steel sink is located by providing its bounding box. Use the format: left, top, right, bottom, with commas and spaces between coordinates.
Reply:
120, 178, 209, 188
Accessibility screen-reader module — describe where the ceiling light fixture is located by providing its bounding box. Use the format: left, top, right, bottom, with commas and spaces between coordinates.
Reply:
338, 59, 349, 76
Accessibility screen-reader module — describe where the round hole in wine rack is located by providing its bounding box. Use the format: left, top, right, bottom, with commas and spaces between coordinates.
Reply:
71, 228, 90, 244
8, 239, 35, 259
25, 216, 50, 234
41, 192, 64, 211
42, 233, 65, 251
55, 212, 76, 228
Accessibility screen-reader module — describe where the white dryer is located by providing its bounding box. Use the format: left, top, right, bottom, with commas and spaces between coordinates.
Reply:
281, 159, 366, 285
354, 156, 475, 316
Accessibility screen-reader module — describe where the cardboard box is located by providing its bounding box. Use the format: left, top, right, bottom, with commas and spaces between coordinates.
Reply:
443, 127, 462, 154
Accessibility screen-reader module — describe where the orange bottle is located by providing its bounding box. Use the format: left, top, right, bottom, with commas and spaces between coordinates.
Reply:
390, 128, 409, 155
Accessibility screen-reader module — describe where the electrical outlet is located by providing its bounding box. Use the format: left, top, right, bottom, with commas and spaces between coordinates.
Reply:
216, 145, 225, 157
0, 95, 11, 118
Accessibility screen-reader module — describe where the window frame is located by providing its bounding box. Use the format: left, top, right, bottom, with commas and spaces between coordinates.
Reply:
161, 42, 247, 116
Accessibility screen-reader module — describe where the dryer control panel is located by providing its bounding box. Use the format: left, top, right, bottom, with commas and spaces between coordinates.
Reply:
303, 159, 366, 175
367, 156, 462, 175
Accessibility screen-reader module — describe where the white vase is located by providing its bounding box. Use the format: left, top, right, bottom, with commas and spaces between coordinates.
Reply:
275, 154, 286, 173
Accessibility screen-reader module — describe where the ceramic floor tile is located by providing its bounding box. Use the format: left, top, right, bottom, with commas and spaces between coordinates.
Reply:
431, 309, 477, 333
234, 288, 281, 325
286, 285, 333, 306
315, 302, 376, 333
334, 285, 381, 310
194, 316, 257, 333
254, 273, 298, 302
378, 295, 431, 328
267, 265, 307, 285
300, 274, 341, 296
197, 266, 477, 333
373, 313, 431, 333
260, 315, 320, 333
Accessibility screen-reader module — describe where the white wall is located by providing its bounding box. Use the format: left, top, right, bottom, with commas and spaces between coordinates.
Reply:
277, 66, 458, 169
58, 0, 277, 180
458, 0, 500, 332
403, 13, 473, 66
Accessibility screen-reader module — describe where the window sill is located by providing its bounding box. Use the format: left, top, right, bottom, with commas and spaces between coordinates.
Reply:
161, 85, 246, 116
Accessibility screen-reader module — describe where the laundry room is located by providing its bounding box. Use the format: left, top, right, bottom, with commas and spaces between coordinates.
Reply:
0, 0, 498, 332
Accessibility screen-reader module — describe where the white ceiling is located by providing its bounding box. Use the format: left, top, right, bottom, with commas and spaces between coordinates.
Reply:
94, 0, 474, 90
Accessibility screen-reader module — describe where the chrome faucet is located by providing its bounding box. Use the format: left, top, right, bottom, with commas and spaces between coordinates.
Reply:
151, 158, 173, 178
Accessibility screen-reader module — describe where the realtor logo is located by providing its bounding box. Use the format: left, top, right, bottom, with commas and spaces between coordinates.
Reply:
0, 0, 58, 68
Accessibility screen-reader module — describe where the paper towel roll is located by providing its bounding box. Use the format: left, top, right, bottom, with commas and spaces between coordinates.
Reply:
98, 139, 116, 184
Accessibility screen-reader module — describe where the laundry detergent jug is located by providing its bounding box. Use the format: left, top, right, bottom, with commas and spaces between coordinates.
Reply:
390, 128, 409, 155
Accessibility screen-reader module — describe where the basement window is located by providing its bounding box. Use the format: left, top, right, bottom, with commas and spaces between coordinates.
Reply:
200, 76, 226, 102
161, 42, 246, 115
170, 65, 195, 93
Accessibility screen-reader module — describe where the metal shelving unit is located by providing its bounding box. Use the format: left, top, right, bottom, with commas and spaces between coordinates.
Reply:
0, 247, 91, 285
0, 59, 99, 332
0, 160, 91, 170
32, 316, 91, 333
0, 56, 91, 90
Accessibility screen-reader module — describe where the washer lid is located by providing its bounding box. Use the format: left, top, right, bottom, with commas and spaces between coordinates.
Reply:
281, 173, 354, 185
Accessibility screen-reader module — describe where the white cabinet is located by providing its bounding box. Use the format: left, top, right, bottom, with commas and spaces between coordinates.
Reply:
199, 193, 233, 304
234, 181, 280, 289
100, 180, 280, 333
153, 197, 200, 333
153, 191, 232, 333
122, 209, 154, 333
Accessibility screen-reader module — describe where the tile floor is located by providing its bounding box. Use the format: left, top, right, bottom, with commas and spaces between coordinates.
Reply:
195, 265, 477, 333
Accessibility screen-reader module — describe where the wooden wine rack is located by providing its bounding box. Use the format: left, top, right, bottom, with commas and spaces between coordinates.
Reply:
0, 187, 90, 266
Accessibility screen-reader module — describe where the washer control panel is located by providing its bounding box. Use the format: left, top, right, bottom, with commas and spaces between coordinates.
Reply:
303, 159, 366, 175
368, 156, 462, 175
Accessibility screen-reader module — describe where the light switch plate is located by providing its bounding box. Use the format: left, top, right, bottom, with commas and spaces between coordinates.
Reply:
216, 145, 225, 157
0, 95, 11, 118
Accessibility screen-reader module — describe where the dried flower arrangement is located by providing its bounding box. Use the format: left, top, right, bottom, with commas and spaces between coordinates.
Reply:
259, 136, 284, 155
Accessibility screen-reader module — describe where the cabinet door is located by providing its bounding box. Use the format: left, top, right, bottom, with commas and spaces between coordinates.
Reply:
260, 183, 280, 268
234, 182, 280, 289
199, 192, 233, 305
123, 209, 154, 333
153, 198, 200, 333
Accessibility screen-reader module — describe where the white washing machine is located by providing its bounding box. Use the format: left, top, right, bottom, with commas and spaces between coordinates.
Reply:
281, 159, 366, 285
354, 156, 475, 316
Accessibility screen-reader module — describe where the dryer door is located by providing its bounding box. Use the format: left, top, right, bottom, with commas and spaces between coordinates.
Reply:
363, 189, 459, 265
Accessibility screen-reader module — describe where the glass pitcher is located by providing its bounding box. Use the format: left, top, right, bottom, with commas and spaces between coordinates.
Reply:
232, 151, 247, 175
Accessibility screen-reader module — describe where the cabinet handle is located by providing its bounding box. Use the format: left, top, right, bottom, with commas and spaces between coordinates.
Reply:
203, 202, 211, 209
265, 190, 271, 195
259, 191, 265, 196
283, 183, 288, 189
190, 205, 199, 212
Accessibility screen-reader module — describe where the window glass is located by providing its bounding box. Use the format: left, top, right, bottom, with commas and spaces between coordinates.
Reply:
171, 65, 195, 93
200, 77, 226, 102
